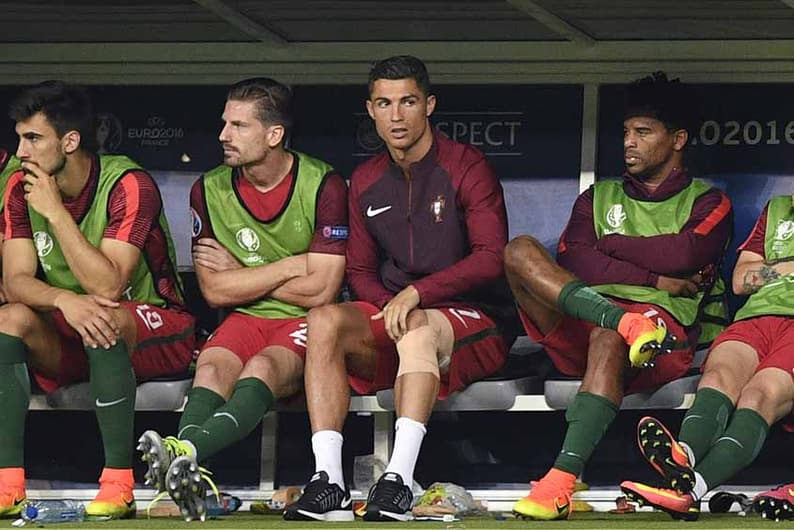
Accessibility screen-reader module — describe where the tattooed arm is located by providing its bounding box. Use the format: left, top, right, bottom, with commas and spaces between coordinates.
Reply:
733, 250, 794, 295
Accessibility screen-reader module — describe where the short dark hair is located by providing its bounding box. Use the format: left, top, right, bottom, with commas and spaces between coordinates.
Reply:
8, 80, 98, 152
227, 77, 293, 131
368, 55, 431, 97
624, 71, 696, 134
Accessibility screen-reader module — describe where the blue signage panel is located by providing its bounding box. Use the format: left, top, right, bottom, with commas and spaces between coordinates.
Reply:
1, 84, 583, 180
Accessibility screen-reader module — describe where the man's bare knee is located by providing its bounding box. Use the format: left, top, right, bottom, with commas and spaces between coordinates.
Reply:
736, 385, 768, 413
244, 349, 303, 398
737, 370, 793, 422
0, 303, 39, 338
699, 367, 735, 396
582, 328, 628, 390
306, 304, 347, 339
195, 348, 241, 381
195, 356, 224, 382
589, 326, 624, 349
396, 325, 440, 378
244, 354, 275, 378
504, 235, 549, 278
244, 351, 299, 382
110, 308, 138, 349
405, 309, 428, 331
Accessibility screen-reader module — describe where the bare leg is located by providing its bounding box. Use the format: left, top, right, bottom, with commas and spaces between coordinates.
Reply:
240, 345, 303, 399
304, 303, 378, 433
504, 235, 574, 334
580, 327, 628, 404
289, 303, 379, 510
393, 310, 448, 423
388, 310, 448, 485
697, 340, 758, 403
689, 367, 792, 502
0, 304, 63, 378
192, 347, 243, 399
735, 367, 794, 426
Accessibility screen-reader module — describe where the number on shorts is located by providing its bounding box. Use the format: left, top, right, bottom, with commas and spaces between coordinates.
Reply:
289, 322, 308, 348
136, 304, 164, 331
448, 308, 481, 327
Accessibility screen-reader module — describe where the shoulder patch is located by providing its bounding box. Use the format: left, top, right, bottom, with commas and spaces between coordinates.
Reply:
190, 207, 202, 238
321, 225, 349, 240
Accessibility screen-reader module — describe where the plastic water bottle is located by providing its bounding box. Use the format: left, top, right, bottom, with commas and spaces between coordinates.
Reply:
205, 493, 242, 516
16, 500, 85, 525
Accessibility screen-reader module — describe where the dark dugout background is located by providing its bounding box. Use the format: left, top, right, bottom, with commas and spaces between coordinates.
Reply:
3, 81, 792, 488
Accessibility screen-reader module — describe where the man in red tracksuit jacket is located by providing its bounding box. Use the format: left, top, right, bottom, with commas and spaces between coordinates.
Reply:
285, 55, 518, 523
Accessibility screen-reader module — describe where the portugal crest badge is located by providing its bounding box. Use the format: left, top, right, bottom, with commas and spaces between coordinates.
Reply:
430, 195, 446, 223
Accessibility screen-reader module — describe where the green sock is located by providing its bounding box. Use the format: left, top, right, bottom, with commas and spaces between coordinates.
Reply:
86, 342, 136, 469
183, 377, 274, 462
178, 386, 226, 439
0, 333, 30, 468
695, 408, 769, 491
679, 387, 733, 464
554, 392, 619, 475
557, 280, 626, 330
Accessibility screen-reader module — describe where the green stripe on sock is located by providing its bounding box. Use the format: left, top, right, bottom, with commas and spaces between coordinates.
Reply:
554, 392, 619, 476
679, 387, 733, 464
557, 280, 626, 330
178, 386, 226, 438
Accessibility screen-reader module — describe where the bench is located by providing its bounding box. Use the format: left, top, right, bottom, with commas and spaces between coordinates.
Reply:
29, 377, 193, 412
20, 171, 761, 497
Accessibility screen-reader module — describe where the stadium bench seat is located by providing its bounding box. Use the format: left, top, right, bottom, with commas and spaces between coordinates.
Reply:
32, 375, 193, 412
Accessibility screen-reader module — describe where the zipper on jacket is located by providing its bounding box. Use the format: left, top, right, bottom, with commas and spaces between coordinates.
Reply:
407, 174, 414, 265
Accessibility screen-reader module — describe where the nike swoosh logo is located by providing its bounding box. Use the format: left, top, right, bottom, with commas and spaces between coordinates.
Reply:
555, 499, 569, 515
366, 205, 392, 217
95, 397, 128, 408
340, 497, 352, 509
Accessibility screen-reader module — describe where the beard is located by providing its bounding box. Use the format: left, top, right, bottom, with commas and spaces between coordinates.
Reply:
49, 153, 67, 176
24, 153, 67, 178
628, 167, 653, 181
225, 146, 270, 169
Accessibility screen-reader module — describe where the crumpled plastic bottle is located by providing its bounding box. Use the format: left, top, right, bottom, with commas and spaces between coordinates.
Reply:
13, 500, 85, 526
205, 492, 242, 516
354, 454, 423, 494
414, 482, 485, 516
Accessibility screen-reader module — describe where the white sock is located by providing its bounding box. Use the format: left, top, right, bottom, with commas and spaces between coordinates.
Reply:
691, 470, 708, 501
384, 417, 426, 487
311, 430, 344, 489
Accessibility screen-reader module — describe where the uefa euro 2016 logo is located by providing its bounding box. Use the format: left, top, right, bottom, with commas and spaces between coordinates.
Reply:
96, 113, 124, 154
606, 204, 627, 230
774, 219, 794, 241
235, 227, 260, 252
33, 231, 53, 258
